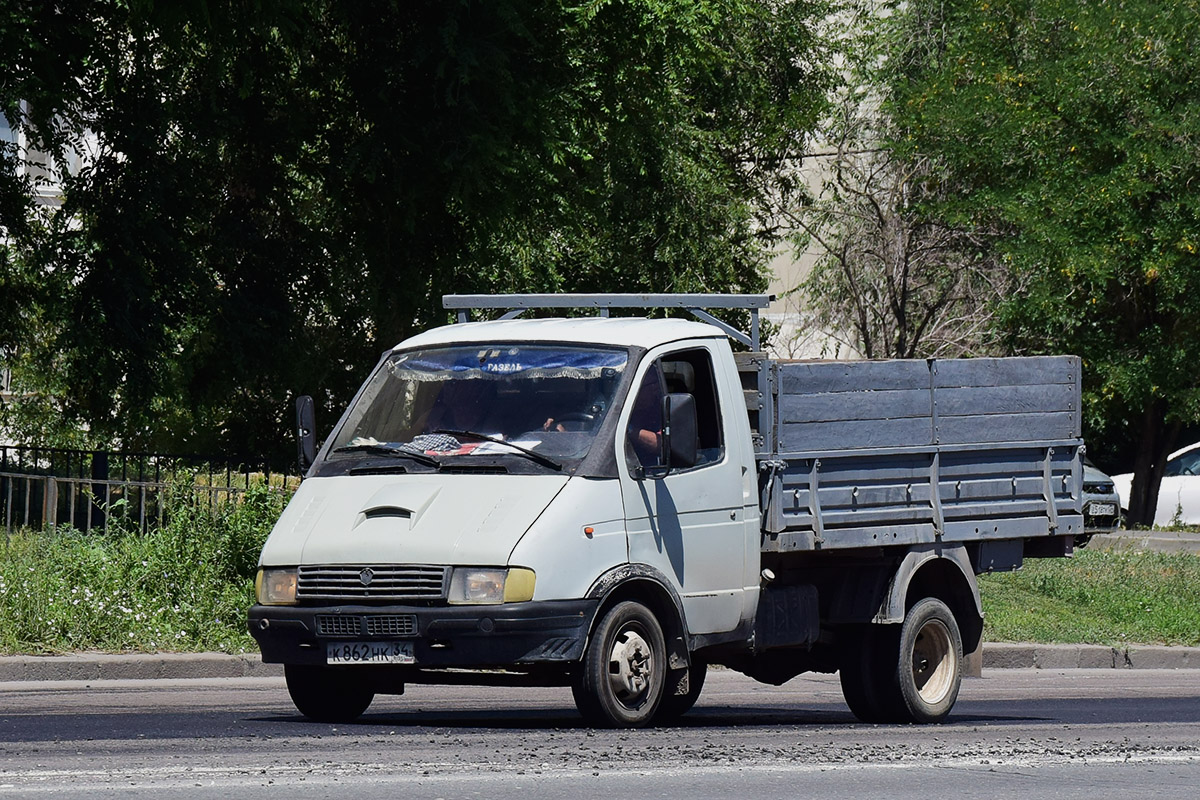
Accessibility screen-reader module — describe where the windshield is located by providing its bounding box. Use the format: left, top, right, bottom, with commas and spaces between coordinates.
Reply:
327, 344, 628, 469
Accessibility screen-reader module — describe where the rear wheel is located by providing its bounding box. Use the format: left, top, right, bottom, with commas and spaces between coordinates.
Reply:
572, 601, 666, 728
895, 598, 962, 722
839, 625, 891, 723
840, 598, 963, 724
285, 664, 375, 723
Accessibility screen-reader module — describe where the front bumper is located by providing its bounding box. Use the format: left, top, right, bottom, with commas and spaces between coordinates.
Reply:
248, 599, 598, 668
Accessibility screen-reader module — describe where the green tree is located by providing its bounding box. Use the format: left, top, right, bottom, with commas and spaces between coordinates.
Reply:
884, 0, 1200, 525
788, 2, 1014, 360
1, 0, 833, 461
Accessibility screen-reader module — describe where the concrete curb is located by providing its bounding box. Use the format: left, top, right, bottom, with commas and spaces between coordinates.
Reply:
981, 642, 1200, 670
2, 644, 1200, 682
0, 652, 283, 682
1088, 530, 1200, 555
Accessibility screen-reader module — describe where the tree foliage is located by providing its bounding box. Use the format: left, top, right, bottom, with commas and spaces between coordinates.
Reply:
883, 0, 1200, 524
788, 2, 1016, 360
0, 0, 833, 459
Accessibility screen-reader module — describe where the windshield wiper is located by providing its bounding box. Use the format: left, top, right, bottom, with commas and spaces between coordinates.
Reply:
333, 443, 441, 468
433, 429, 564, 472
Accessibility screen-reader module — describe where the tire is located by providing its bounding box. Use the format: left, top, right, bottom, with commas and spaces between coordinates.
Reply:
839, 625, 891, 723
658, 658, 707, 720
572, 601, 666, 728
842, 599, 963, 724
879, 598, 963, 723
285, 664, 375, 723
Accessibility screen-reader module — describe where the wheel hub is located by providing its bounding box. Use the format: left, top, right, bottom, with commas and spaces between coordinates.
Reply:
911, 618, 954, 704
608, 630, 654, 703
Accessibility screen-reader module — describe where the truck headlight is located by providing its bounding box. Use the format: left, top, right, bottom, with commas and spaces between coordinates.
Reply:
448, 567, 535, 604
256, 568, 298, 605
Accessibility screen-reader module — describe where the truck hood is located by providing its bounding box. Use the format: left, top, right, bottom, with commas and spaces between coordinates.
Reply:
259, 474, 570, 567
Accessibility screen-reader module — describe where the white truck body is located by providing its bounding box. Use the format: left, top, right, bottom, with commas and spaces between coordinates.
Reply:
250, 295, 1082, 726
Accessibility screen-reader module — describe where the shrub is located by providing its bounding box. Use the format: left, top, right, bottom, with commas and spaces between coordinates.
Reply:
0, 484, 288, 654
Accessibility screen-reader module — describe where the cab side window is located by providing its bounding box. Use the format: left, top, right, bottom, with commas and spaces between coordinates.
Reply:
625, 348, 724, 472
625, 363, 665, 469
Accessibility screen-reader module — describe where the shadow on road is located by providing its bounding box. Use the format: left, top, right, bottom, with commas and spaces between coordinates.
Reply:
247, 703, 1049, 731
249, 705, 850, 730
6, 694, 1186, 743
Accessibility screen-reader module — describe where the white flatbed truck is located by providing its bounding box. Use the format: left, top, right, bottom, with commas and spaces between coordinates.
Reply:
249, 294, 1083, 727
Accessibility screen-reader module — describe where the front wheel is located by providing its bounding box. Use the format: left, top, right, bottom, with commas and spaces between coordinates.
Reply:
572, 601, 666, 728
285, 664, 375, 723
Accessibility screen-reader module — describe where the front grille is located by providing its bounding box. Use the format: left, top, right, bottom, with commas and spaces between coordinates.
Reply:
316, 614, 418, 638
316, 615, 361, 637
365, 615, 418, 637
298, 564, 450, 602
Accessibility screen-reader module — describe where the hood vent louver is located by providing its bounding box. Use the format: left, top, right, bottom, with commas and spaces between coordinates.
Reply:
363, 507, 412, 520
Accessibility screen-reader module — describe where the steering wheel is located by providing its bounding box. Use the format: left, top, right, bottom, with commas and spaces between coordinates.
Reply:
551, 412, 596, 431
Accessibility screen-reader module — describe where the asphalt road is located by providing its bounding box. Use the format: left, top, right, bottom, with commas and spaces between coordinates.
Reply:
2, 669, 1199, 798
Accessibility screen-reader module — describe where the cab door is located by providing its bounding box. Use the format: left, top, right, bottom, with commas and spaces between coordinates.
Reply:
618, 343, 747, 635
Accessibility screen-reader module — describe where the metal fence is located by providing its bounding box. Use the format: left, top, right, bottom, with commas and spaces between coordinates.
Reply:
0, 445, 297, 535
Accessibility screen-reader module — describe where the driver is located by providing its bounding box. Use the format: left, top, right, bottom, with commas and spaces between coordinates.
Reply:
425, 379, 501, 435
625, 366, 664, 467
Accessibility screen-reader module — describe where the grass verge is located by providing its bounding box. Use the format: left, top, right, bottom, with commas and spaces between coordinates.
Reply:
3, 494, 1200, 653
980, 547, 1200, 647
0, 484, 286, 654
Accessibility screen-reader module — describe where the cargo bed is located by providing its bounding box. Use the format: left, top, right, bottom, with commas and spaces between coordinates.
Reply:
739, 354, 1084, 553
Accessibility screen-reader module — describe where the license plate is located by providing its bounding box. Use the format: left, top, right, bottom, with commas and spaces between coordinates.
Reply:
326, 641, 415, 665
1087, 502, 1116, 516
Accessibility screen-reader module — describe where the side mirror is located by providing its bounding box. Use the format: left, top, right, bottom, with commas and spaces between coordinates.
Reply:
660, 393, 698, 474
296, 395, 316, 472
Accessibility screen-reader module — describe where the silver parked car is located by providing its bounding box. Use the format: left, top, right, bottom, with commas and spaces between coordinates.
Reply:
1077, 458, 1120, 547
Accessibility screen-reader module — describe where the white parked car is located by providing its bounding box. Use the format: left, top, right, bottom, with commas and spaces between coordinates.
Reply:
1112, 442, 1200, 527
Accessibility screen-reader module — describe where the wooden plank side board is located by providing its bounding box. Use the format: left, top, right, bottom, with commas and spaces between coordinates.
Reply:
820, 507, 938, 528
932, 356, 1080, 388
936, 475, 1044, 502
778, 388, 931, 424
761, 355, 1084, 549
775, 505, 936, 529
764, 523, 936, 552
938, 498, 1067, 520
780, 417, 933, 451
779, 455, 936, 483
935, 383, 1078, 417
809, 484, 930, 511
937, 412, 1078, 444
933, 359, 1081, 444
777, 359, 932, 394
939, 448, 1070, 475
772, 355, 1082, 451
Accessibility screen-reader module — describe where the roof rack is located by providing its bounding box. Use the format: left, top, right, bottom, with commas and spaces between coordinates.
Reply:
443, 293, 774, 350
